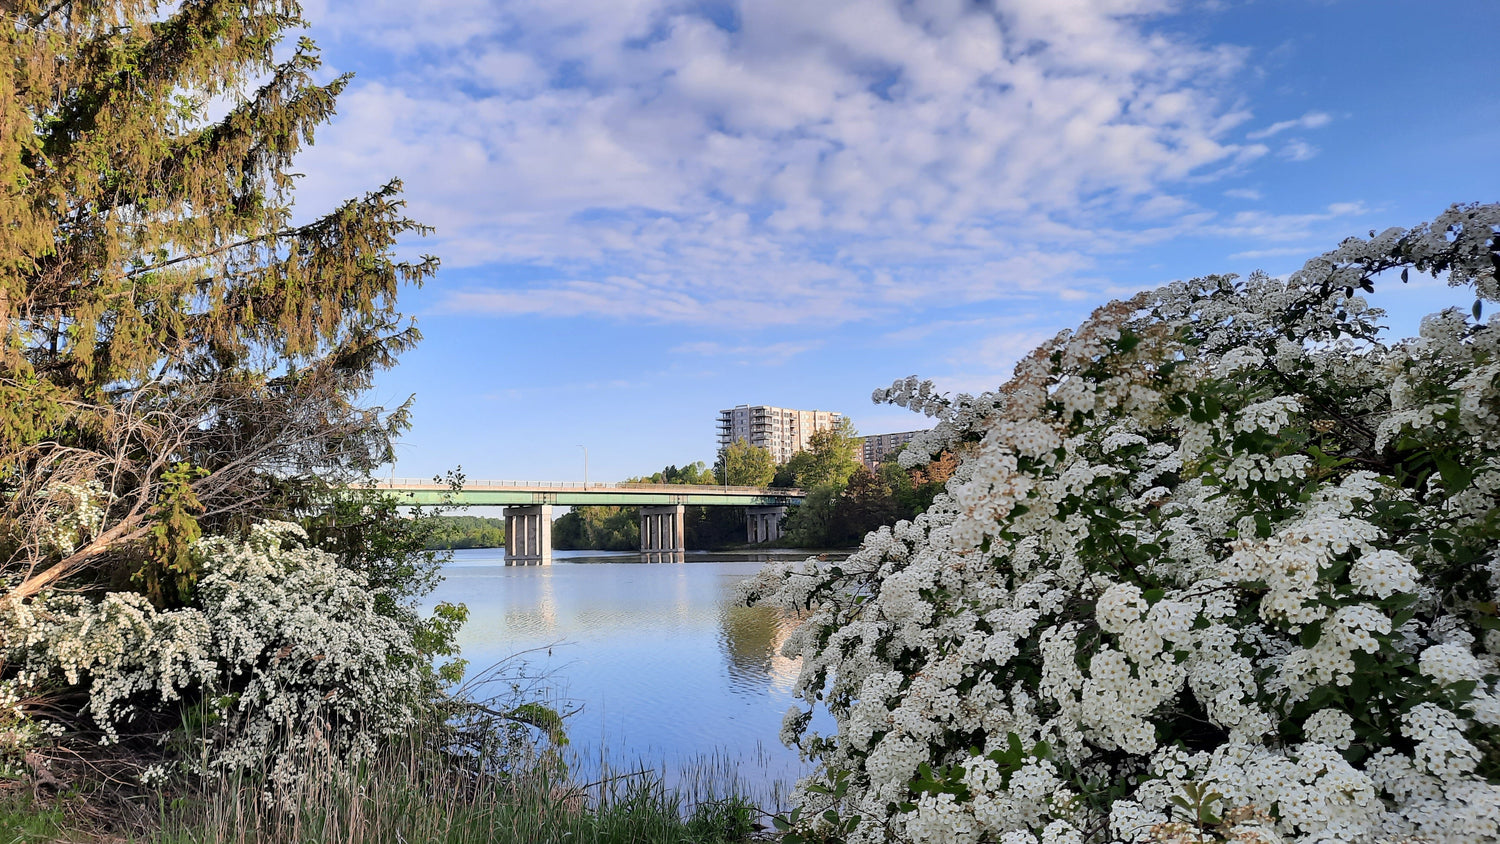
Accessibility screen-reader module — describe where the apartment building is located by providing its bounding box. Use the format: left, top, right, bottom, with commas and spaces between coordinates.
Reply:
858, 429, 929, 470
717, 405, 843, 464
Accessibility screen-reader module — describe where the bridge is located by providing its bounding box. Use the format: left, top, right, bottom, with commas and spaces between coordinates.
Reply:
373, 479, 803, 564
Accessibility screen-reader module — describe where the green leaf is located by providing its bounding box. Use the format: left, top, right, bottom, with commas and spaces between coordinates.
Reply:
1435, 456, 1472, 490
1300, 621, 1323, 649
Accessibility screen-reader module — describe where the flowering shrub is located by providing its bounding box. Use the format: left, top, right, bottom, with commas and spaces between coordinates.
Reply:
1, 522, 430, 782
745, 203, 1500, 843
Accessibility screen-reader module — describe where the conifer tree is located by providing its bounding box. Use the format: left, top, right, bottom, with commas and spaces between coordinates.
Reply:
0, 0, 436, 601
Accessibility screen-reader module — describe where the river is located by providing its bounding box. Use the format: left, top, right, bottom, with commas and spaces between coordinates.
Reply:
426, 548, 836, 803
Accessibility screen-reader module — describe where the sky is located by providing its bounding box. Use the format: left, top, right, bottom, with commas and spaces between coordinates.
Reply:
288, 0, 1500, 484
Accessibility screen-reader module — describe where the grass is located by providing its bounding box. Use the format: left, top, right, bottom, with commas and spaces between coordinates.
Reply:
143, 755, 762, 844
127, 709, 770, 844
0, 789, 70, 843
3, 665, 779, 843
2, 756, 763, 844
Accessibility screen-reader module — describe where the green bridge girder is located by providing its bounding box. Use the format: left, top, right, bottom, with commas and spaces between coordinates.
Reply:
372, 481, 803, 508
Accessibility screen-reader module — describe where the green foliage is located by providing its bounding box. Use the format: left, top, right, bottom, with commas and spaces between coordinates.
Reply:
303, 472, 461, 611
140, 730, 764, 844
881, 447, 958, 517
628, 461, 716, 486
139, 462, 209, 608
302, 472, 470, 693
788, 418, 863, 490
0, 792, 67, 844
553, 506, 640, 551
684, 796, 758, 842
783, 484, 844, 548
830, 466, 899, 545
685, 505, 749, 550
423, 515, 507, 549
715, 441, 776, 487
2, 0, 435, 603
782, 453, 956, 549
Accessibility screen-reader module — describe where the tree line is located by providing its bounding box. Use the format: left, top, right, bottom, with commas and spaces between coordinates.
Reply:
552, 461, 749, 550
551, 425, 957, 551
422, 515, 508, 549
425, 425, 957, 553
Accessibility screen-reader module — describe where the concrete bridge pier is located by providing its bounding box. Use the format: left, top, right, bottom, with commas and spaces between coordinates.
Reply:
746, 506, 787, 544
504, 504, 553, 565
640, 504, 686, 558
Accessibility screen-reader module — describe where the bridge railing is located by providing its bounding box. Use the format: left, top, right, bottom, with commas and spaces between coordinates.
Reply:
374, 478, 803, 496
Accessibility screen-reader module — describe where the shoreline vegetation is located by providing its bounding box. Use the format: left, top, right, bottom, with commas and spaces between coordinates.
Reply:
1, 717, 769, 844
547, 442, 957, 553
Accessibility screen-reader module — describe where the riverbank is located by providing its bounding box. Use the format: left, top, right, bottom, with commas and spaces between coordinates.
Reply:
708, 544, 856, 554
1, 753, 768, 844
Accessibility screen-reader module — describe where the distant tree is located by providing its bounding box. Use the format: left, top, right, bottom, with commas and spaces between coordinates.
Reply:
773, 450, 810, 488
715, 441, 775, 487
418, 515, 509, 549
630, 461, 715, 485
552, 506, 639, 551
780, 445, 958, 549
880, 446, 960, 519
675, 461, 716, 485
615, 459, 734, 549
833, 466, 899, 545
783, 484, 842, 548
686, 506, 746, 549
777, 418, 861, 490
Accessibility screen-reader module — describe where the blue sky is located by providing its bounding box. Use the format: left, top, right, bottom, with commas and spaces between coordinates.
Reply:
291, 0, 1499, 483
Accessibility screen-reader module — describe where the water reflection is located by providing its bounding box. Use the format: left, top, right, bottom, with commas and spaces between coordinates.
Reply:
427, 548, 836, 794
720, 604, 802, 694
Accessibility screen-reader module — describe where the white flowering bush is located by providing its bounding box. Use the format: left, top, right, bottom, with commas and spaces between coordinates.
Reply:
746, 203, 1500, 843
1, 522, 425, 782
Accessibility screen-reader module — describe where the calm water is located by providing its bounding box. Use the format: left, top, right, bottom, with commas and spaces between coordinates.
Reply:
427, 548, 833, 797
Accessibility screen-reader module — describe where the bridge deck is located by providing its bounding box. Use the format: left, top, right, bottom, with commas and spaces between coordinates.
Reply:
372, 479, 803, 507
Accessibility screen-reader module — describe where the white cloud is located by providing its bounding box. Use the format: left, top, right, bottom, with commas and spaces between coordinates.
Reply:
971, 329, 1061, 370
294, 0, 1308, 326
1207, 201, 1368, 243
671, 340, 824, 365
1229, 246, 1316, 260
1224, 188, 1262, 200
1280, 139, 1319, 161
1246, 110, 1332, 140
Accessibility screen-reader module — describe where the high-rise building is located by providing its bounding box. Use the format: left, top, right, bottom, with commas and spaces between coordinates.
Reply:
717, 405, 843, 464
858, 429, 930, 470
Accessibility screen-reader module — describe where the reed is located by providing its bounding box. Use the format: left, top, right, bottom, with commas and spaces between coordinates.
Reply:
146, 725, 763, 844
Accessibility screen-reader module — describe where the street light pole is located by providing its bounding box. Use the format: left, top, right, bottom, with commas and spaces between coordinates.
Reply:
577, 445, 588, 488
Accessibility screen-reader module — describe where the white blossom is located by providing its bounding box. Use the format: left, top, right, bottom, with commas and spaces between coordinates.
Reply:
746, 204, 1500, 844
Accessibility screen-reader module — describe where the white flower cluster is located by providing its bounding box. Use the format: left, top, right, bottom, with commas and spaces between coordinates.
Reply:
1, 522, 424, 779
35, 480, 110, 556
746, 204, 1500, 844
